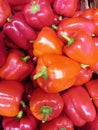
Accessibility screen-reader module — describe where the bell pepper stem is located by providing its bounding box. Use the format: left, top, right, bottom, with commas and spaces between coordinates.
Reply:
20, 100, 26, 107
60, 128, 66, 130
52, 24, 58, 30
33, 66, 48, 80
81, 64, 89, 69
61, 34, 75, 46
16, 110, 23, 119
40, 106, 52, 123
30, 3, 40, 14
20, 56, 30, 63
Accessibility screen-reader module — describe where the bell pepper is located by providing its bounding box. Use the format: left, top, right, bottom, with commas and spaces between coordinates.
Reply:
33, 27, 64, 58
0, 0, 11, 27
2, 106, 39, 130
0, 80, 24, 117
0, 49, 34, 81
61, 85, 96, 126
85, 79, 98, 109
74, 65, 92, 86
75, 111, 98, 130
6, 0, 30, 6
3, 12, 37, 50
53, 0, 79, 17
57, 17, 95, 40
40, 112, 74, 130
23, 0, 54, 30
77, 8, 98, 36
33, 54, 81, 93
62, 32, 98, 65
0, 31, 7, 67
30, 87, 64, 123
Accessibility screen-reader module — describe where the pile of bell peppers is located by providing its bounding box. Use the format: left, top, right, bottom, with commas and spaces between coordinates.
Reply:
0, 0, 98, 129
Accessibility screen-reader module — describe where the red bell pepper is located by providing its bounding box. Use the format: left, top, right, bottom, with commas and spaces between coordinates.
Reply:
76, 8, 98, 36
33, 54, 80, 93
75, 111, 98, 130
0, 0, 11, 27
85, 79, 98, 109
0, 31, 7, 67
23, 0, 54, 30
30, 87, 64, 123
0, 80, 24, 117
0, 49, 34, 81
57, 17, 95, 40
40, 112, 74, 130
3, 12, 37, 50
62, 32, 98, 65
53, 0, 79, 17
2, 106, 39, 130
6, 0, 30, 6
74, 65, 92, 86
33, 27, 64, 58
61, 86, 96, 126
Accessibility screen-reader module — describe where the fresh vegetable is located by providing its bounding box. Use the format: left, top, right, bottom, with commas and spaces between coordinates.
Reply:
33, 54, 81, 93
0, 49, 34, 81
3, 12, 37, 50
30, 87, 64, 123
23, 0, 54, 30
0, 80, 24, 117
62, 86, 96, 126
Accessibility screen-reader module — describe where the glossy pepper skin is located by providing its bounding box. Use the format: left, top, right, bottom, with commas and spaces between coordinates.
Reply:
76, 8, 98, 36
3, 12, 37, 50
53, 0, 79, 17
40, 112, 74, 130
30, 87, 64, 123
33, 27, 64, 58
23, 0, 54, 30
0, 80, 24, 117
75, 111, 98, 130
62, 86, 96, 127
0, 49, 34, 81
74, 66, 92, 86
63, 32, 98, 65
2, 106, 39, 130
0, 0, 11, 27
0, 32, 7, 67
33, 54, 81, 93
57, 17, 95, 40
85, 79, 98, 109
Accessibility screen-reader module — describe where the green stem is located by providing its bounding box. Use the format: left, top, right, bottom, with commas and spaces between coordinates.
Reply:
20, 100, 26, 107
7, 17, 11, 22
30, 3, 40, 14
30, 40, 35, 43
52, 24, 58, 30
33, 66, 48, 80
60, 128, 66, 130
61, 34, 75, 46
40, 106, 52, 123
20, 56, 30, 63
81, 64, 89, 69
16, 110, 23, 119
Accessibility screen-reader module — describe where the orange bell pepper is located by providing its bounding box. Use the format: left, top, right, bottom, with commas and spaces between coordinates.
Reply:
33, 54, 80, 93
33, 27, 64, 58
